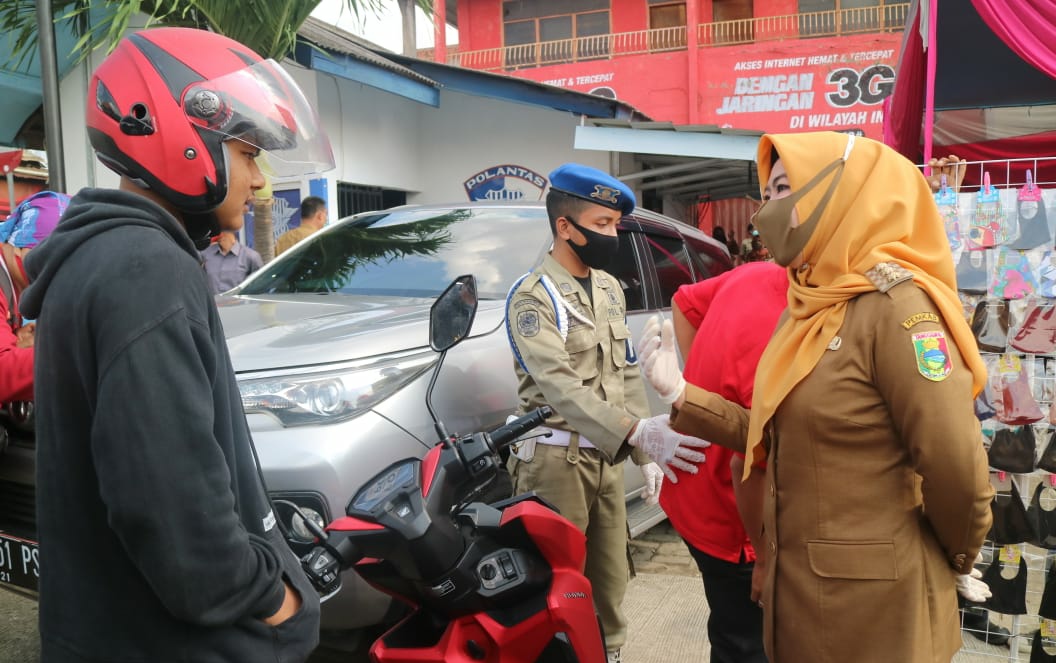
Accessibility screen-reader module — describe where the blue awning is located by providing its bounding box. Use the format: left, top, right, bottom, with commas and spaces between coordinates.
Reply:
295, 17, 440, 107
0, 14, 86, 146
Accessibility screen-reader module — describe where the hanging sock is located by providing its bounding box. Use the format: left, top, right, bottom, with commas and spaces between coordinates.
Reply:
990, 247, 1039, 299
1010, 170, 1050, 250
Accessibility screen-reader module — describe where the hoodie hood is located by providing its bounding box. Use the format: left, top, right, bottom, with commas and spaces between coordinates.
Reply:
22, 188, 198, 319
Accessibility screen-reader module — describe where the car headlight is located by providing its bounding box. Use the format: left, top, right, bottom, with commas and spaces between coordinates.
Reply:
238, 350, 437, 426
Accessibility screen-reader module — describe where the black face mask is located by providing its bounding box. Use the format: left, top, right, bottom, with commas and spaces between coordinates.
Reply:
565, 216, 619, 270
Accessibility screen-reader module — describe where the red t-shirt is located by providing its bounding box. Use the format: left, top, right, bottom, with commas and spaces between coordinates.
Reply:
661, 261, 788, 562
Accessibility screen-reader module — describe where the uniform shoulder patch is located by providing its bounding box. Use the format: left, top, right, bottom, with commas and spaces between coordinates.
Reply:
516, 309, 541, 337
865, 262, 914, 293
901, 312, 940, 329
911, 330, 952, 381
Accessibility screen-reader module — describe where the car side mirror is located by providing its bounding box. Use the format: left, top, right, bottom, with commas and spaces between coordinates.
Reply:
429, 275, 478, 352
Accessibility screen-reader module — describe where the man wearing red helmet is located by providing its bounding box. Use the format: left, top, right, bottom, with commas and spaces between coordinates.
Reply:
20, 28, 334, 663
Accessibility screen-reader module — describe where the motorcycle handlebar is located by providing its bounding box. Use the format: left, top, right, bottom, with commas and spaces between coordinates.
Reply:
487, 406, 553, 450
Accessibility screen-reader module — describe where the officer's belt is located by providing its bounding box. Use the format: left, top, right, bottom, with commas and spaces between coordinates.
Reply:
536, 426, 596, 449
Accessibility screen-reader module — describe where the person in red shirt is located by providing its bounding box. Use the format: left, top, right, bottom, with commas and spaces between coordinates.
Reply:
663, 260, 788, 663
0, 191, 68, 402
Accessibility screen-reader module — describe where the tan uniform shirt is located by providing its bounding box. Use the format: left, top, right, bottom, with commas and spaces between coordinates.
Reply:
507, 254, 650, 463
670, 274, 993, 663
275, 225, 317, 256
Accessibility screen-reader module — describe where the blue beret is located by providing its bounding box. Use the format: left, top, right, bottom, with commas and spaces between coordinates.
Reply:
548, 163, 635, 216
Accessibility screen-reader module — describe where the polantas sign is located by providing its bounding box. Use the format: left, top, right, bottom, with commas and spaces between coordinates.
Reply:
464, 165, 547, 201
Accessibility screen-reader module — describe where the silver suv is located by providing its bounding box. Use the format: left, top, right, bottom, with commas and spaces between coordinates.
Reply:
222, 201, 730, 630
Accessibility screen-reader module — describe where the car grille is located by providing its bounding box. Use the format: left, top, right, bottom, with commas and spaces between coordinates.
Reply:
0, 479, 35, 533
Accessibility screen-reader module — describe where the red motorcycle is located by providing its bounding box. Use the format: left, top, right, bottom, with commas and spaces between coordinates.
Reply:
300, 275, 606, 663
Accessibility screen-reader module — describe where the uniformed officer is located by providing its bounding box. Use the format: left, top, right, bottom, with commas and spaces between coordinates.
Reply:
505, 163, 709, 663
637, 133, 994, 663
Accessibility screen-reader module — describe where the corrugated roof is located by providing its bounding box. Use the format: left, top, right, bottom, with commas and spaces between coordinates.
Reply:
297, 17, 437, 88
375, 50, 650, 121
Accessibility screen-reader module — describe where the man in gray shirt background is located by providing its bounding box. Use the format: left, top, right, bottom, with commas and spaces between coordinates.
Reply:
200, 230, 264, 294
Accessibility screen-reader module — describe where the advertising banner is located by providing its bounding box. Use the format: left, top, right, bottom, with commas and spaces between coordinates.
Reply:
511, 33, 900, 140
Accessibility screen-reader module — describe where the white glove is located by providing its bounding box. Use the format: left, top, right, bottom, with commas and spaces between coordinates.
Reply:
628, 414, 710, 482
637, 315, 686, 405
955, 573, 991, 603
640, 463, 664, 505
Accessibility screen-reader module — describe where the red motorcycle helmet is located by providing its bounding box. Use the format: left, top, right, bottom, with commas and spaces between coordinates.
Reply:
86, 27, 333, 215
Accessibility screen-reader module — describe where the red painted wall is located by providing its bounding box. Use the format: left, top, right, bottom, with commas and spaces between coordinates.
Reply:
457, 1, 901, 139
513, 52, 693, 124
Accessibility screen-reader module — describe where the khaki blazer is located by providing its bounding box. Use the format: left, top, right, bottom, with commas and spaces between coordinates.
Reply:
671, 278, 993, 663
507, 254, 650, 464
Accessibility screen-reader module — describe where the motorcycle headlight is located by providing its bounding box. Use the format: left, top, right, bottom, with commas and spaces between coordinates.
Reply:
238, 350, 437, 427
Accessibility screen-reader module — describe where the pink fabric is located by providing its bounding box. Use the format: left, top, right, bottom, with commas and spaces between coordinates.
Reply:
883, 3, 924, 160
933, 130, 1056, 188
923, 0, 939, 169
970, 0, 1056, 79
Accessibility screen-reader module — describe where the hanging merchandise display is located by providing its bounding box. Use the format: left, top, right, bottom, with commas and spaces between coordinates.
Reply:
1010, 170, 1050, 250
957, 250, 990, 294
1029, 480, 1056, 550
980, 547, 1028, 615
935, 174, 963, 253
1040, 431, 1056, 473
1031, 628, 1056, 663
1039, 252, 1056, 298
975, 390, 998, 421
1010, 299, 1056, 354
988, 482, 1037, 544
967, 173, 1007, 250
971, 299, 1011, 352
990, 247, 1039, 299
992, 355, 1045, 425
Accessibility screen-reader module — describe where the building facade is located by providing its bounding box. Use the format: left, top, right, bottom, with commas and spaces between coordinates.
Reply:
434, 0, 907, 141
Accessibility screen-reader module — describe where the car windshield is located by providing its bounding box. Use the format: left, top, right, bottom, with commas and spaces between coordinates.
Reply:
239, 206, 552, 300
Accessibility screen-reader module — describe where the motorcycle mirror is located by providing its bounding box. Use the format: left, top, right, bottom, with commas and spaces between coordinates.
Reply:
429, 275, 478, 352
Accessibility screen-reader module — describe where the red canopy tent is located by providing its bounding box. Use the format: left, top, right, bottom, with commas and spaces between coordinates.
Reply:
883, 0, 1056, 187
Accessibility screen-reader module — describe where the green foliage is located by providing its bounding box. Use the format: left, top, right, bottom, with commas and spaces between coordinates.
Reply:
0, 0, 432, 64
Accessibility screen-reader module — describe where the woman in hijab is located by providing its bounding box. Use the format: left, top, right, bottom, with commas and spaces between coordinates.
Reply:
638, 132, 993, 663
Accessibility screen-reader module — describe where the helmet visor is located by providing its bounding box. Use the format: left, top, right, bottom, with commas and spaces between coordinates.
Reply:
184, 59, 335, 178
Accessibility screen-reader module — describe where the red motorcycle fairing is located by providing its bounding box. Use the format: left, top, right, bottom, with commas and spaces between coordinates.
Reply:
421, 445, 442, 497
499, 501, 587, 573
371, 557, 604, 663
327, 516, 385, 531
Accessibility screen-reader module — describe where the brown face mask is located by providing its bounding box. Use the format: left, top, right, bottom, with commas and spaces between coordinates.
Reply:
752, 157, 845, 266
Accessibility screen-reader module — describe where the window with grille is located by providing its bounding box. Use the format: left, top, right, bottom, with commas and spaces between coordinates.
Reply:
502, 0, 611, 68
336, 183, 407, 219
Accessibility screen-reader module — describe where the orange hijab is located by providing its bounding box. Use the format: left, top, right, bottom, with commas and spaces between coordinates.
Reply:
744, 132, 987, 471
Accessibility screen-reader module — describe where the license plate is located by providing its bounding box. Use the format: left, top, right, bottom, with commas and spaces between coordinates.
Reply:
0, 531, 38, 592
